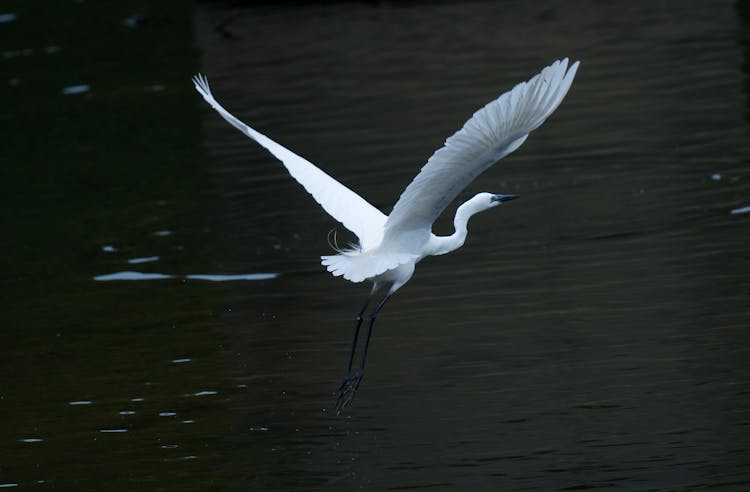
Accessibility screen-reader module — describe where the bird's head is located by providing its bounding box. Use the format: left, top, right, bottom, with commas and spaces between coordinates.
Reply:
454, 192, 520, 230
471, 192, 520, 211
490, 192, 520, 206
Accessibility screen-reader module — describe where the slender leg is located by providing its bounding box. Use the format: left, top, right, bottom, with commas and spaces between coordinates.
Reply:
336, 293, 392, 414
344, 298, 370, 376
357, 294, 392, 372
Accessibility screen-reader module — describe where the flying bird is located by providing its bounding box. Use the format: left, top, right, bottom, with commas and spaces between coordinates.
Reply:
193, 58, 579, 413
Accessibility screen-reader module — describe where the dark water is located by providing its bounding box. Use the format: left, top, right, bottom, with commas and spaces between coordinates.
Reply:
2, 1, 750, 490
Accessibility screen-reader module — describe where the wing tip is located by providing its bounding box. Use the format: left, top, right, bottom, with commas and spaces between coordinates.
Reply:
552, 57, 580, 85
192, 73, 212, 99
563, 58, 581, 79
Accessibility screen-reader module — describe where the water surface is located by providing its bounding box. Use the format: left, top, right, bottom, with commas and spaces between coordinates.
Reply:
2, 1, 749, 490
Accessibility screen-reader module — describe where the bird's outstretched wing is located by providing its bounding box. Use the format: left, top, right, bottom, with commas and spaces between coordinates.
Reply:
193, 74, 387, 250
383, 58, 579, 243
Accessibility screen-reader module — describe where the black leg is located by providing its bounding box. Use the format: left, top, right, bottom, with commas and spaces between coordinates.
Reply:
336, 293, 392, 414
358, 294, 391, 372
344, 298, 370, 376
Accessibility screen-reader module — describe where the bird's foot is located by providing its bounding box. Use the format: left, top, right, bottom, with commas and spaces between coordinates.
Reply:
335, 369, 364, 415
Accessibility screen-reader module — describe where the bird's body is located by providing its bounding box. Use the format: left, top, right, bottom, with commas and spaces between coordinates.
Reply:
323, 191, 517, 293
193, 58, 579, 412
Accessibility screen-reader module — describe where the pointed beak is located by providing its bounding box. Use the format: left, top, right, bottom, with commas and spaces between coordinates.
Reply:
491, 194, 520, 203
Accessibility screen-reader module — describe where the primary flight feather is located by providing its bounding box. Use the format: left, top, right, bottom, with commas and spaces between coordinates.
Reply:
192, 73, 387, 250
385, 58, 577, 238
193, 58, 580, 412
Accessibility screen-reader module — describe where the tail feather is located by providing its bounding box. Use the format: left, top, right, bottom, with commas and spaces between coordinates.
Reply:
321, 250, 417, 283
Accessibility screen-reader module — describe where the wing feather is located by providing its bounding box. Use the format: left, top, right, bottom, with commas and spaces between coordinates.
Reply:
192, 74, 387, 250
383, 59, 579, 244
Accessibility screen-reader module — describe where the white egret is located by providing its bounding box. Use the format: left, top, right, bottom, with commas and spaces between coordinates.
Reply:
193, 58, 579, 412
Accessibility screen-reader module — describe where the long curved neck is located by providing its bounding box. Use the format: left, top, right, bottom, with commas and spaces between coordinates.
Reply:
431, 199, 487, 256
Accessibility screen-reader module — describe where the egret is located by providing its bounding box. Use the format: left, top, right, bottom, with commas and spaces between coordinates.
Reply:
193, 58, 579, 413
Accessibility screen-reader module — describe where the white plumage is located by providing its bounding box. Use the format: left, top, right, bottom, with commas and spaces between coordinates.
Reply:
192, 73, 387, 250
385, 58, 577, 237
193, 58, 579, 286
193, 59, 580, 412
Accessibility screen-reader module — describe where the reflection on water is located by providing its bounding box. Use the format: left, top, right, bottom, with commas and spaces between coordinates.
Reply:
93, 271, 173, 281
92, 271, 278, 281
0, 12, 17, 23
185, 273, 278, 281
2, 0, 749, 491
127, 255, 160, 264
60, 84, 90, 95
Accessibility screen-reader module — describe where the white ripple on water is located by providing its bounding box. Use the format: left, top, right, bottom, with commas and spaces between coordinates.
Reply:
93, 271, 278, 281
185, 273, 278, 281
165, 456, 197, 462
730, 205, 750, 215
94, 272, 173, 281
61, 84, 90, 95
127, 256, 160, 264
